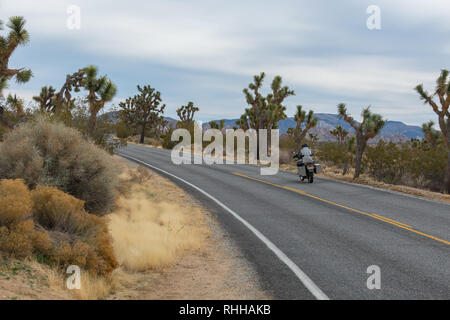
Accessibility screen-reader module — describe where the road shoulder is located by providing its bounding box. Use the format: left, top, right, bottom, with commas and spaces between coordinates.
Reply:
111, 157, 271, 300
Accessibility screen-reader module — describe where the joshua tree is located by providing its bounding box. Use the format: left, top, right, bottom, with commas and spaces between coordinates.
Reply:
34, 69, 88, 117
119, 84, 166, 144
82, 65, 117, 137
291, 105, 318, 149
343, 135, 356, 175
241, 72, 294, 157
119, 96, 138, 135
235, 114, 250, 130
415, 70, 450, 192
0, 16, 32, 128
6, 94, 24, 117
33, 86, 57, 112
56, 69, 86, 104
338, 104, 386, 179
330, 125, 348, 144
155, 117, 168, 140
0, 16, 32, 93
242, 72, 294, 131
421, 120, 442, 149
176, 101, 199, 128
308, 133, 319, 145
209, 119, 225, 131
0, 94, 25, 128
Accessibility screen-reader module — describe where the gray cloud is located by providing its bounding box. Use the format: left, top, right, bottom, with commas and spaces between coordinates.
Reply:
2, 0, 449, 125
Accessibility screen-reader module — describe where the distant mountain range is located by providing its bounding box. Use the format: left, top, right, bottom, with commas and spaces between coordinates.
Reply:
200, 113, 424, 143
106, 111, 424, 142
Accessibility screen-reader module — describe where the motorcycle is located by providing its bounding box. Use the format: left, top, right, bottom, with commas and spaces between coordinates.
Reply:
293, 153, 322, 183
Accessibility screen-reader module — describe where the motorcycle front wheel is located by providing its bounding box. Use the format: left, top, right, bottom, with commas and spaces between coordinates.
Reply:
308, 174, 314, 183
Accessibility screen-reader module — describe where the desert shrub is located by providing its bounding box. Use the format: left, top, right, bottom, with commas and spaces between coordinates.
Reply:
279, 149, 294, 165
0, 179, 34, 258
161, 126, 178, 149
279, 134, 296, 152
0, 220, 34, 259
30, 185, 118, 275
32, 231, 53, 256
31, 186, 90, 234
320, 139, 447, 191
85, 218, 118, 275
50, 241, 93, 271
0, 179, 32, 226
364, 141, 407, 184
144, 137, 162, 147
43, 234, 114, 276
115, 120, 134, 139
127, 135, 162, 147
316, 142, 352, 173
0, 180, 118, 275
365, 141, 446, 191
0, 118, 119, 215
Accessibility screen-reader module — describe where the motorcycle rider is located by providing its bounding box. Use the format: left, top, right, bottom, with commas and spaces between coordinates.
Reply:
295, 143, 314, 165
294, 143, 319, 183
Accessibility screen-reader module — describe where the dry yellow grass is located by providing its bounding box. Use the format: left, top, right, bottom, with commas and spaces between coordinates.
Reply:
66, 164, 209, 298
109, 172, 207, 271
29, 260, 120, 300
72, 272, 116, 300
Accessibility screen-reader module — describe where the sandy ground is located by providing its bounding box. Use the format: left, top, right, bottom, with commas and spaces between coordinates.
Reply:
0, 260, 71, 300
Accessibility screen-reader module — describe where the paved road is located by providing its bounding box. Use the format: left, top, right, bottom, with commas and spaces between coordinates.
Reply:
118, 144, 450, 300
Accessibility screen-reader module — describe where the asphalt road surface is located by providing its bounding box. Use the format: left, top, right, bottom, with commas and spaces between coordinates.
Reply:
118, 144, 450, 300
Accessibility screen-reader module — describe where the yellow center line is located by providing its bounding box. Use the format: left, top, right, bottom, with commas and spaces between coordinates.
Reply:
232, 172, 450, 246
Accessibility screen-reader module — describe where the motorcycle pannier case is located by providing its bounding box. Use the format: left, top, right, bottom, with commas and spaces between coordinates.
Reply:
314, 164, 322, 174
297, 166, 306, 176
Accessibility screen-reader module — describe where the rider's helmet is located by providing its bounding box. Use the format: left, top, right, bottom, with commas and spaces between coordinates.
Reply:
302, 143, 309, 148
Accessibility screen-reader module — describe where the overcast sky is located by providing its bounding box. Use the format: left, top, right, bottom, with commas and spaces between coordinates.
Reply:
1, 0, 449, 125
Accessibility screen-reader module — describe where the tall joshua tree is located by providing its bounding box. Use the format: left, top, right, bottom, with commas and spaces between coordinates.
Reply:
176, 101, 199, 128
291, 105, 318, 149
83, 65, 117, 137
119, 84, 166, 144
0, 16, 32, 92
415, 69, 450, 193
34, 69, 88, 116
242, 72, 294, 131
0, 16, 32, 128
338, 104, 386, 179
241, 72, 294, 157
330, 125, 349, 144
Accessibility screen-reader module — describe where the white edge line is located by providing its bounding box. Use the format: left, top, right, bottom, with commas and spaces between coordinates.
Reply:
118, 152, 329, 301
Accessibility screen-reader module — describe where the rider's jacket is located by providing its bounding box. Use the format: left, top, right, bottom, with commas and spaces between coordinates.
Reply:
298, 147, 314, 164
